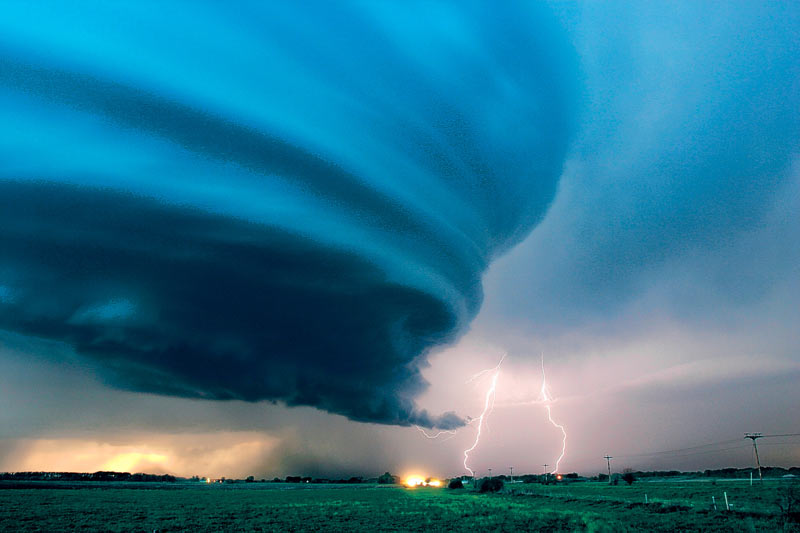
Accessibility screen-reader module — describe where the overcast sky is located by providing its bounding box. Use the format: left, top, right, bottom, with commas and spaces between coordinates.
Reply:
1, 1, 798, 479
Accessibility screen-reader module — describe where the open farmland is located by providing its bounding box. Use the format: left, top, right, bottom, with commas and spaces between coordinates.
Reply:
0, 480, 797, 532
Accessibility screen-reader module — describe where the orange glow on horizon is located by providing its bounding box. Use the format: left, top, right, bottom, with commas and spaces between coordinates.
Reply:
403, 475, 442, 488
404, 475, 425, 487
103, 452, 167, 473
4, 432, 279, 479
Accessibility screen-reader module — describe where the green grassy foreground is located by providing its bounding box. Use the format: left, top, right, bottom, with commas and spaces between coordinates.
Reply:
0, 480, 797, 532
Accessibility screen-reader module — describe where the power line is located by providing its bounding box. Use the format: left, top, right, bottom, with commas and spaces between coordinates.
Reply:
609, 433, 799, 463
654, 444, 751, 459
627, 437, 799, 460
614, 438, 742, 458
756, 441, 800, 447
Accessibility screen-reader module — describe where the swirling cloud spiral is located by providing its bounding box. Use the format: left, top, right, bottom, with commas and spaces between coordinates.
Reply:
0, 2, 574, 428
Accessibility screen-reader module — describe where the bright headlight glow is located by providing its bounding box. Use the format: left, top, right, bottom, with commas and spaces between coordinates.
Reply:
404, 476, 425, 487
403, 476, 441, 488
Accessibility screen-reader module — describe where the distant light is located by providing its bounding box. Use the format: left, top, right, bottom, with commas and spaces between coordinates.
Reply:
556, 474, 563, 481
206, 478, 211, 483
403, 475, 442, 488
404, 476, 425, 487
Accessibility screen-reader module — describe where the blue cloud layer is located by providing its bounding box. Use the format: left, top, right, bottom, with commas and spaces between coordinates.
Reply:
0, 2, 574, 427
483, 1, 800, 333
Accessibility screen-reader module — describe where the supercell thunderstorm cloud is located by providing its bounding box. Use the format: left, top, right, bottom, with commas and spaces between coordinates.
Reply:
0, 3, 575, 428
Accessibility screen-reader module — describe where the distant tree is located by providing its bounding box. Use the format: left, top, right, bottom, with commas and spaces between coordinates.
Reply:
479, 478, 504, 493
246, 476, 255, 483
448, 479, 464, 489
621, 469, 636, 485
377, 472, 397, 484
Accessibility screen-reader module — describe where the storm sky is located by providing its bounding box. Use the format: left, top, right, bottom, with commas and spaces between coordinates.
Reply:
1, 1, 798, 478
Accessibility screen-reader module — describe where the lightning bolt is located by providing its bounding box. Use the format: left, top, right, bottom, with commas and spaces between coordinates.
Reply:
462, 354, 505, 476
414, 426, 458, 440
540, 353, 566, 474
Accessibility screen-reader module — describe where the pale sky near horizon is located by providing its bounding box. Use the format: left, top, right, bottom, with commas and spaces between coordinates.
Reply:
1, 1, 798, 479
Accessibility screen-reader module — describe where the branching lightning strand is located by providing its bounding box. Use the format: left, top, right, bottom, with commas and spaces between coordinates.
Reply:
540, 353, 566, 474
462, 354, 505, 476
414, 426, 458, 440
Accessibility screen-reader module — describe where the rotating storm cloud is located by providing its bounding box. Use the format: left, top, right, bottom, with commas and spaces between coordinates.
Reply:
1, 0, 799, 478
0, 2, 574, 429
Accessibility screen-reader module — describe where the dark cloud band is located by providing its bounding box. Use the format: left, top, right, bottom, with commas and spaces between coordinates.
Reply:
0, 3, 574, 427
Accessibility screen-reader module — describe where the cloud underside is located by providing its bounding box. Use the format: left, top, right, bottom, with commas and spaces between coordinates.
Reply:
0, 3, 574, 428
0, 183, 467, 428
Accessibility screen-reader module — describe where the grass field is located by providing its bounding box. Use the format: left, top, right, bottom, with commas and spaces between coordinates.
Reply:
1, 480, 797, 532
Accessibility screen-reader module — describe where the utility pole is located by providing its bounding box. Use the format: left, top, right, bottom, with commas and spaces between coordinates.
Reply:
744, 433, 763, 483
604, 455, 613, 485
509, 467, 513, 483
542, 464, 549, 483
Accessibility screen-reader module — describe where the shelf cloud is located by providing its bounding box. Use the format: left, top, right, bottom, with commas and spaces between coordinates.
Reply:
0, 2, 574, 428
